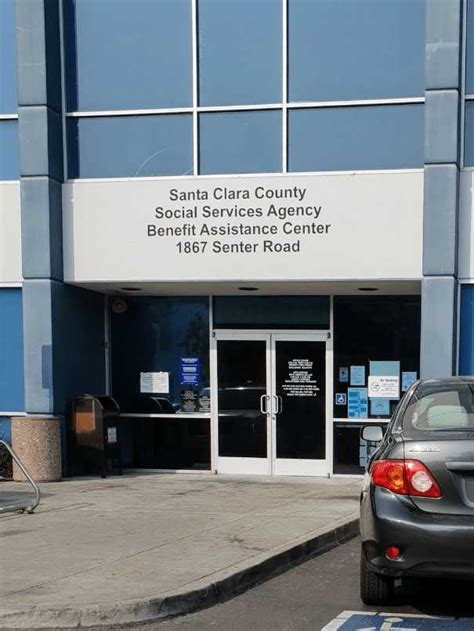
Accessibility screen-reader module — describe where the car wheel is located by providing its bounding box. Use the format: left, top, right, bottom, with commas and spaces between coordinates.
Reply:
360, 551, 394, 606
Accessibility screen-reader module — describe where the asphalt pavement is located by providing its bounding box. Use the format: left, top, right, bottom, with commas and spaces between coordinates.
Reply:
129, 537, 474, 631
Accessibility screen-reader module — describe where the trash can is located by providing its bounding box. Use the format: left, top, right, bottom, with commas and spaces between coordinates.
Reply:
68, 394, 121, 477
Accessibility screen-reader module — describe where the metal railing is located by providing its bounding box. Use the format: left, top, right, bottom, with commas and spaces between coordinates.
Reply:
0, 440, 41, 514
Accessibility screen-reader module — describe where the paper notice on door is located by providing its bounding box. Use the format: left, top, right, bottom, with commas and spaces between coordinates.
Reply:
140, 371, 169, 394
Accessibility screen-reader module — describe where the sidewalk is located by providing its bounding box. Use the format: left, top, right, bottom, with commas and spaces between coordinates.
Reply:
0, 473, 360, 629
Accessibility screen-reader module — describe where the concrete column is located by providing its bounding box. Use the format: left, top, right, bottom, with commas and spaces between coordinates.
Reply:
14, 0, 106, 476
11, 416, 61, 482
420, 0, 463, 378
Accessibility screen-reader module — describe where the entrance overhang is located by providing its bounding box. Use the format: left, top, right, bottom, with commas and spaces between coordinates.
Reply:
68, 279, 421, 296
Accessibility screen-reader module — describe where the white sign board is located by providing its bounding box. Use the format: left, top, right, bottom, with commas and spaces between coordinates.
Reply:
140, 371, 169, 394
63, 172, 423, 283
368, 376, 400, 399
0, 182, 22, 283
107, 427, 117, 444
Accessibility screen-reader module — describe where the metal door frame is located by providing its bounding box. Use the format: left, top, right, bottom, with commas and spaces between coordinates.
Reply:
211, 329, 332, 476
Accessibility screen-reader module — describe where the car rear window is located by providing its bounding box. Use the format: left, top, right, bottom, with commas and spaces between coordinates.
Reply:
403, 384, 474, 432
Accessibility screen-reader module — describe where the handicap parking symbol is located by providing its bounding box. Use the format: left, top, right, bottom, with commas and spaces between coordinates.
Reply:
335, 393, 347, 406
322, 611, 474, 630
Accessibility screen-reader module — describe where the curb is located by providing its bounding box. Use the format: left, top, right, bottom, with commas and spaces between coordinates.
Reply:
0, 518, 359, 629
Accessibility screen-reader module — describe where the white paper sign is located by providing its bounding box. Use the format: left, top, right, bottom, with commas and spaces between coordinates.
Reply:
368, 376, 400, 399
140, 371, 169, 394
107, 427, 117, 444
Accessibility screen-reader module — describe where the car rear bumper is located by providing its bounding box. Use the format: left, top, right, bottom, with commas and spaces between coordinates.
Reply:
360, 486, 474, 579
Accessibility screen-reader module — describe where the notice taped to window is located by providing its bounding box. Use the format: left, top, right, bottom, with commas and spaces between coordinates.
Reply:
140, 371, 169, 394
283, 359, 320, 398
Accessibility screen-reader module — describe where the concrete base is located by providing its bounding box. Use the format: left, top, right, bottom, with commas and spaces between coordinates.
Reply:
11, 416, 61, 482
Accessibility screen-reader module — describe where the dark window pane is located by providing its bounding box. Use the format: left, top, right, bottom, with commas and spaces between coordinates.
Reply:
0, 121, 19, 180
111, 296, 210, 411
213, 296, 330, 329
199, 110, 281, 175
288, 0, 425, 102
0, 0, 17, 113
64, 0, 192, 110
333, 422, 387, 475
120, 417, 210, 470
333, 296, 420, 419
198, 0, 282, 106
67, 115, 192, 178
288, 105, 424, 172
217, 340, 267, 458
275, 340, 326, 459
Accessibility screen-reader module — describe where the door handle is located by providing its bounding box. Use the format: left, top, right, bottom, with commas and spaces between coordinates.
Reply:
273, 395, 283, 414
260, 394, 269, 414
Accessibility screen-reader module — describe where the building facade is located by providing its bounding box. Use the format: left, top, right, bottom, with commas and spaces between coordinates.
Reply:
0, 0, 472, 477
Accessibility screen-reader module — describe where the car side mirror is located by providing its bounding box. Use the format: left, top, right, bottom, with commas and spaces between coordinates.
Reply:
361, 425, 384, 443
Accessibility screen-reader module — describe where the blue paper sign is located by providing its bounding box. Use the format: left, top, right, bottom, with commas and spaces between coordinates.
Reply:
335, 393, 347, 406
402, 371, 417, 391
180, 357, 201, 386
348, 387, 368, 419
350, 365, 365, 386
370, 398, 390, 416
339, 367, 349, 383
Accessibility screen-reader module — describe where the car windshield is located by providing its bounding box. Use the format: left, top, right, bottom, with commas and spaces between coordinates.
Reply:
403, 383, 474, 432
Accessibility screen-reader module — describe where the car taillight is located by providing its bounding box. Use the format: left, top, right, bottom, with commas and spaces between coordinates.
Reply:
370, 459, 442, 498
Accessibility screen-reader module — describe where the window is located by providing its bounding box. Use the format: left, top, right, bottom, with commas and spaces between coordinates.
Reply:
288, 105, 424, 172
403, 384, 474, 432
198, 0, 282, 106
0, 0, 17, 114
199, 110, 281, 175
333, 296, 421, 420
63, 0, 425, 178
288, 0, 425, 102
0, 121, 19, 180
0, 289, 24, 412
67, 114, 193, 178
64, 0, 192, 110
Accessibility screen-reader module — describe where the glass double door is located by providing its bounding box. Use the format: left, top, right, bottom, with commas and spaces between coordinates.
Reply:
215, 332, 327, 476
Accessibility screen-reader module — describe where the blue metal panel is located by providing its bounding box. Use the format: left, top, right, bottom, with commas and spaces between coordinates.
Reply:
423, 164, 458, 275
421, 277, 457, 378
18, 107, 63, 180
465, 101, 474, 166
64, 0, 192, 110
288, 104, 424, 172
466, 0, 474, 94
460, 284, 474, 376
67, 114, 193, 178
199, 110, 282, 175
0, 121, 19, 180
21, 178, 63, 281
0, 290, 24, 412
288, 0, 426, 102
425, 0, 462, 90
0, 0, 17, 113
198, 0, 282, 106
424, 90, 459, 164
